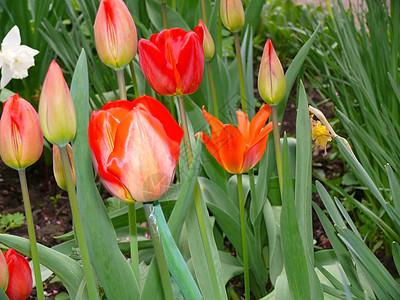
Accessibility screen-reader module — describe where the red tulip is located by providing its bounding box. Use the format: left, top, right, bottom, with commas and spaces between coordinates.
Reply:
195, 20, 215, 61
0, 94, 43, 170
196, 105, 273, 174
88, 95, 183, 202
4, 249, 33, 300
94, 0, 137, 70
138, 27, 204, 96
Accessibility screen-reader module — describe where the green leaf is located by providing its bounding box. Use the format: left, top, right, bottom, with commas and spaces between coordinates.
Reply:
280, 134, 311, 299
278, 24, 321, 121
145, 0, 190, 32
70, 50, 139, 299
392, 242, 400, 275
0, 286, 8, 300
0, 234, 84, 299
386, 164, 400, 211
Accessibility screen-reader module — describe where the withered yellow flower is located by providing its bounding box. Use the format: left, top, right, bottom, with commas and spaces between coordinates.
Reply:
311, 118, 332, 155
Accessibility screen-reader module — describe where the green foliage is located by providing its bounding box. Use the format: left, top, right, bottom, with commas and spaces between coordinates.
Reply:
0, 213, 25, 233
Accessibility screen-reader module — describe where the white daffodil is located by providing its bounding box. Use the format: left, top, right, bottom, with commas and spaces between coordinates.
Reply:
0, 26, 39, 88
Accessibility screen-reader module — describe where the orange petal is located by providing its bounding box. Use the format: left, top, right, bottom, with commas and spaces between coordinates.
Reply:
196, 132, 223, 167
249, 104, 271, 138
242, 134, 269, 173
202, 106, 224, 140
217, 124, 246, 174
236, 110, 250, 142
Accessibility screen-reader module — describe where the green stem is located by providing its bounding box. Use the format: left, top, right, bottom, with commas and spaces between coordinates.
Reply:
128, 203, 140, 286
200, 0, 208, 25
177, 96, 193, 164
18, 169, 44, 300
161, 2, 168, 29
129, 61, 140, 99
233, 31, 247, 114
116, 69, 127, 100
237, 174, 250, 300
217, 3, 222, 57
143, 202, 173, 300
59, 146, 99, 300
207, 61, 219, 119
177, 95, 222, 299
271, 105, 283, 196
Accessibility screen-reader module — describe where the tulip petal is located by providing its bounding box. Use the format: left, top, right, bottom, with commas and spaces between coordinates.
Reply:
242, 133, 270, 172
249, 104, 271, 138
139, 39, 177, 95
5, 249, 32, 300
88, 110, 133, 201
107, 107, 179, 202
217, 124, 246, 174
236, 110, 250, 142
132, 95, 183, 146
176, 31, 204, 95
202, 107, 224, 140
195, 132, 223, 167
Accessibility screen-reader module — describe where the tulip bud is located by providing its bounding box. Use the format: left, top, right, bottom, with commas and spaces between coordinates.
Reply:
39, 60, 76, 147
220, 0, 245, 33
258, 40, 286, 106
0, 251, 8, 291
94, 0, 138, 70
53, 144, 76, 191
196, 20, 215, 61
0, 94, 43, 170
4, 249, 32, 300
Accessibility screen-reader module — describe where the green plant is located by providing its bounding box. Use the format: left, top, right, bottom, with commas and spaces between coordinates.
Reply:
0, 213, 25, 233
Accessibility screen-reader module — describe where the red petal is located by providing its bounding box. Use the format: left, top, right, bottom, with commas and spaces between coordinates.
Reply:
138, 38, 177, 95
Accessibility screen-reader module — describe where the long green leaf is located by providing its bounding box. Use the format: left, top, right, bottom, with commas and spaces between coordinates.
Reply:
70, 50, 139, 299
280, 135, 311, 299
0, 234, 84, 299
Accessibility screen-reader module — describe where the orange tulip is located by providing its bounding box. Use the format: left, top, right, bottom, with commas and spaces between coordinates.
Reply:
196, 105, 273, 174
39, 60, 76, 146
258, 39, 286, 106
0, 94, 43, 170
94, 0, 137, 70
88, 95, 183, 202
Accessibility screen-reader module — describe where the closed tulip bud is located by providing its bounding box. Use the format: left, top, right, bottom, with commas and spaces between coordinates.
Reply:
39, 60, 76, 146
53, 144, 76, 191
94, 0, 138, 70
4, 249, 32, 300
220, 0, 245, 33
196, 20, 215, 61
0, 94, 43, 170
258, 40, 286, 106
0, 250, 8, 291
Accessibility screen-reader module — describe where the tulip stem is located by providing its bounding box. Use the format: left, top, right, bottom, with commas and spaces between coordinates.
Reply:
129, 61, 140, 98
200, 0, 208, 25
144, 202, 173, 300
128, 203, 140, 286
207, 61, 219, 119
237, 174, 250, 300
18, 169, 44, 300
233, 31, 247, 114
177, 95, 222, 299
59, 146, 99, 300
178, 96, 193, 164
116, 69, 127, 100
161, 2, 168, 29
271, 105, 283, 196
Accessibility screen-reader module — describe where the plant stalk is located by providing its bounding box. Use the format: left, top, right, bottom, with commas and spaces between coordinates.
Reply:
237, 174, 250, 300
207, 61, 219, 119
233, 31, 247, 114
18, 169, 44, 300
128, 203, 140, 285
129, 61, 140, 98
116, 69, 127, 100
177, 95, 221, 299
59, 146, 99, 300
161, 2, 168, 29
143, 202, 173, 300
200, 0, 208, 25
271, 105, 283, 195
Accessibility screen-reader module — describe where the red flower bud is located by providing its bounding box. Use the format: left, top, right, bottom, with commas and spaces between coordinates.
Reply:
4, 249, 32, 300
0, 94, 43, 170
196, 20, 215, 61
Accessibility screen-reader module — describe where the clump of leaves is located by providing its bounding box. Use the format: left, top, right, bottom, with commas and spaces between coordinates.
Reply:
0, 212, 25, 232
